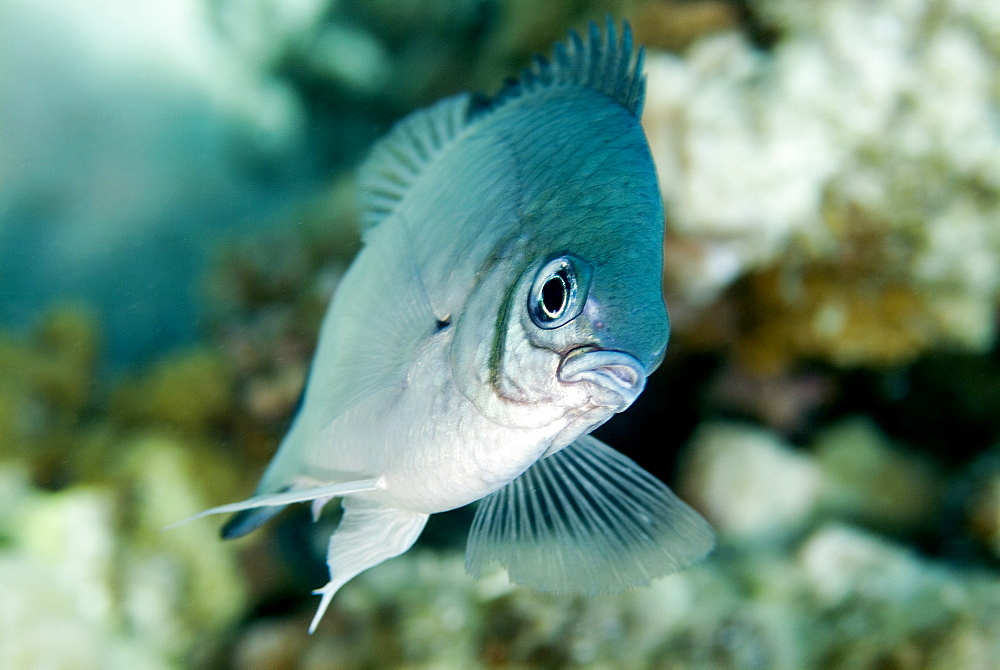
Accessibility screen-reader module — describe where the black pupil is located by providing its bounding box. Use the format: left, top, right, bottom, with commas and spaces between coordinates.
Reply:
541, 271, 568, 318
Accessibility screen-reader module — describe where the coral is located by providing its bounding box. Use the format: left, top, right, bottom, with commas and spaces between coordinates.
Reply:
112, 349, 234, 437
112, 437, 248, 634
0, 306, 100, 483
675, 416, 952, 549
678, 422, 823, 542
642, 0, 1000, 369
0, 471, 156, 670
730, 268, 964, 371
226, 523, 1000, 669
0, 310, 253, 668
797, 524, 1000, 669
813, 417, 943, 533
676, 417, 947, 543
0, 438, 248, 669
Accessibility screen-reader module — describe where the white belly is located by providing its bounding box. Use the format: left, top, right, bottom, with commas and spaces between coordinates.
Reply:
299, 336, 565, 514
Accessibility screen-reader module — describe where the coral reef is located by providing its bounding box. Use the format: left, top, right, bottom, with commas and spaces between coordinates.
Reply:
0, 439, 247, 669
225, 524, 1000, 669
0, 306, 100, 485
0, 308, 254, 667
3, 0, 999, 667
642, 0, 1000, 370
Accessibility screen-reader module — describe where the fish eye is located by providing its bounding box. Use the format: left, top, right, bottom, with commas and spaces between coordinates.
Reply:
528, 256, 590, 329
541, 271, 569, 318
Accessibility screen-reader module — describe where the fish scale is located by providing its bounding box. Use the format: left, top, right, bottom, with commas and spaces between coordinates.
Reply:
169, 18, 714, 633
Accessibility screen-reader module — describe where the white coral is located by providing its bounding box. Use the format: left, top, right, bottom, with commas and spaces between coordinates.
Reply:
643, 0, 1000, 353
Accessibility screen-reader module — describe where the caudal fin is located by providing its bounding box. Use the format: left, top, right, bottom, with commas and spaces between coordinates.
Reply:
220, 505, 286, 539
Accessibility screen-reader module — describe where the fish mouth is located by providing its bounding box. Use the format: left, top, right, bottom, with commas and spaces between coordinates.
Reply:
557, 346, 647, 409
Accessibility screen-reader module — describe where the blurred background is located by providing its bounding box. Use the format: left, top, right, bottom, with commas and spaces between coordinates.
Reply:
1, 0, 999, 667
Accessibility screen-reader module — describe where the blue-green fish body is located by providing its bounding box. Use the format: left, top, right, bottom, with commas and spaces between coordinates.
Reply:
178, 20, 713, 632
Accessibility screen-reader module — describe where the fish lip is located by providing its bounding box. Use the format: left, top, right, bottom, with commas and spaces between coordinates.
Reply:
557, 346, 647, 408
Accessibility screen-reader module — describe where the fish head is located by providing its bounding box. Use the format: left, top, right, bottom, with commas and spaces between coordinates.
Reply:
449, 87, 669, 451
520, 248, 668, 413
452, 214, 668, 449
516, 94, 670, 436
407, 18, 669, 461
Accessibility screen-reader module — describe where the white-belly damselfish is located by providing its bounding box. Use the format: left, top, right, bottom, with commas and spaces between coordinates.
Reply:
176, 19, 714, 632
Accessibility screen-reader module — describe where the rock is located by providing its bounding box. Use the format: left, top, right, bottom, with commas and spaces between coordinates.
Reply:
797, 523, 1000, 669
813, 417, 943, 532
679, 422, 823, 542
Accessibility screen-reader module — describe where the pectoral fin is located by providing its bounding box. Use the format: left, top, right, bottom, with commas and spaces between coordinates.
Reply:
465, 435, 714, 593
302, 213, 443, 423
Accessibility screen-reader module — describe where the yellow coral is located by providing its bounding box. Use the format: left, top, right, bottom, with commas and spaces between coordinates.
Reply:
112, 349, 234, 435
735, 267, 940, 372
0, 305, 100, 462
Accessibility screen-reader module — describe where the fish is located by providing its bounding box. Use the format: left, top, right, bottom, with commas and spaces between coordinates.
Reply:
173, 18, 714, 633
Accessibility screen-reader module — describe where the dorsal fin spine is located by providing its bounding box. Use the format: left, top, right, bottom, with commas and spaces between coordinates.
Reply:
356, 18, 646, 231
586, 23, 601, 87
491, 18, 646, 116
356, 92, 472, 232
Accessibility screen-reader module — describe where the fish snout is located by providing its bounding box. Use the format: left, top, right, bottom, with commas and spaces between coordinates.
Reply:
558, 347, 647, 409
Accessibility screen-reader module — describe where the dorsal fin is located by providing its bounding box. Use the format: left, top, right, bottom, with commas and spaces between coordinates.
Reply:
356, 18, 646, 231
483, 17, 646, 118
356, 93, 471, 232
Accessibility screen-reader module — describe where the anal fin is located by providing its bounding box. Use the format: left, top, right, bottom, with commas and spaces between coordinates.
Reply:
465, 435, 714, 593
310, 498, 428, 633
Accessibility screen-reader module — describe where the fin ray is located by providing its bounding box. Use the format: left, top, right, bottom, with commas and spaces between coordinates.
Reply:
163, 476, 384, 531
309, 499, 428, 633
303, 214, 441, 423
357, 93, 471, 231
465, 435, 714, 593
484, 18, 646, 117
